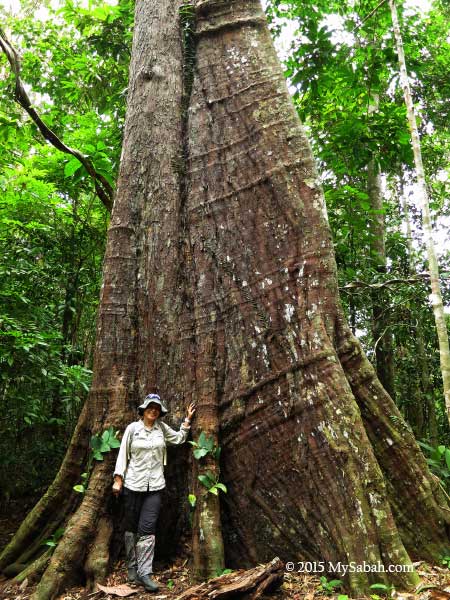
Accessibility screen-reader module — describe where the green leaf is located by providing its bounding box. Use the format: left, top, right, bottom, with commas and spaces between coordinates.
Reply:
64, 158, 82, 177
445, 449, 450, 471
208, 485, 219, 495
215, 482, 227, 493
90, 435, 102, 451
188, 494, 196, 507
53, 528, 65, 540
198, 431, 207, 448
370, 584, 391, 591
109, 438, 121, 448
198, 474, 214, 489
73, 484, 85, 493
204, 436, 214, 452
100, 441, 110, 453
193, 447, 209, 459
93, 451, 103, 461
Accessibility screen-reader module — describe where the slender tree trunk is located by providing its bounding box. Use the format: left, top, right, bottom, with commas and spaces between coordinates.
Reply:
367, 158, 396, 399
399, 179, 439, 442
2, 1, 449, 598
389, 0, 450, 425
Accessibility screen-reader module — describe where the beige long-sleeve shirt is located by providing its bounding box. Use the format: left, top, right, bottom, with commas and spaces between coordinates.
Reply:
114, 419, 190, 492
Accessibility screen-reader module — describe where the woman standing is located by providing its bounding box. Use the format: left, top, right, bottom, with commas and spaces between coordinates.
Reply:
113, 393, 196, 592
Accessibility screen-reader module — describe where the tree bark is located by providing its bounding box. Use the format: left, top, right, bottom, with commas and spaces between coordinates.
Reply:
2, 1, 450, 598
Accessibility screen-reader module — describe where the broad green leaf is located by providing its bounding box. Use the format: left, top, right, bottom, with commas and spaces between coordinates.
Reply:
193, 447, 208, 459
445, 449, 450, 471
64, 158, 82, 178
198, 474, 213, 489
90, 435, 102, 451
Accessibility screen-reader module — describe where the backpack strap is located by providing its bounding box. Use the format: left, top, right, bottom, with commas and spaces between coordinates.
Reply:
158, 422, 168, 466
127, 421, 139, 464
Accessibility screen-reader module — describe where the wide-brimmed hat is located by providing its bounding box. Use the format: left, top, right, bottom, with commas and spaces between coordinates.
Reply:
138, 393, 168, 416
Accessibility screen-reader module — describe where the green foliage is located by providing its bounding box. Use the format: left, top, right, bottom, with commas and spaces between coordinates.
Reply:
369, 583, 395, 598
189, 431, 221, 461
73, 427, 121, 493
318, 576, 343, 594
0, 0, 130, 504
42, 527, 65, 548
188, 494, 197, 508
418, 442, 450, 490
441, 554, 450, 569
167, 579, 175, 590
198, 472, 227, 496
215, 568, 233, 577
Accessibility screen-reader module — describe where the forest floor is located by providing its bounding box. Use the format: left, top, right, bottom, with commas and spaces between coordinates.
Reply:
0, 508, 449, 600
1, 553, 449, 600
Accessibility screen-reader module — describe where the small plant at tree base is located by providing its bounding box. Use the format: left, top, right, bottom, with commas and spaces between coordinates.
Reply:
198, 471, 227, 496
417, 442, 450, 491
167, 579, 174, 590
318, 576, 343, 594
370, 583, 395, 598
214, 567, 233, 577
189, 431, 221, 461
337, 595, 349, 600
42, 527, 65, 548
441, 554, 450, 569
73, 426, 121, 493
188, 494, 197, 508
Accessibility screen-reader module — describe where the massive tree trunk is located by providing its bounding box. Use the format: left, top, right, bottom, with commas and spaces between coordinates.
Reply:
1, 1, 449, 598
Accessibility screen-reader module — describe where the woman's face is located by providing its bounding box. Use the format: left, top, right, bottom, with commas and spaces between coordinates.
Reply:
143, 403, 161, 419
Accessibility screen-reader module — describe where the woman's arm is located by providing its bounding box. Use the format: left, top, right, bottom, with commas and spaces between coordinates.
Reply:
161, 402, 196, 446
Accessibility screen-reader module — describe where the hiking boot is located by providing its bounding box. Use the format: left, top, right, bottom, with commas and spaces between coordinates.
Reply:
124, 532, 138, 583
136, 574, 159, 592
127, 567, 138, 584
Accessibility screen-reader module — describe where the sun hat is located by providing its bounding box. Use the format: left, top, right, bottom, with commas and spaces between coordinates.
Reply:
138, 393, 168, 416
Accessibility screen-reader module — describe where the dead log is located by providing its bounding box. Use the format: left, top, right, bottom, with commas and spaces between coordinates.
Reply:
176, 557, 284, 600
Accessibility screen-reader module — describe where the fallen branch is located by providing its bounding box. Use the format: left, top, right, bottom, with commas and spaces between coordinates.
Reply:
176, 557, 284, 600
0, 28, 114, 212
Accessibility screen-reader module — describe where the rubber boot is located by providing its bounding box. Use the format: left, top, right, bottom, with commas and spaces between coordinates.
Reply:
124, 531, 138, 584
136, 534, 159, 592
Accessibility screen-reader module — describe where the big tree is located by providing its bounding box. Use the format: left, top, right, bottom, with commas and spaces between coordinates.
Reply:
1, 0, 449, 598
